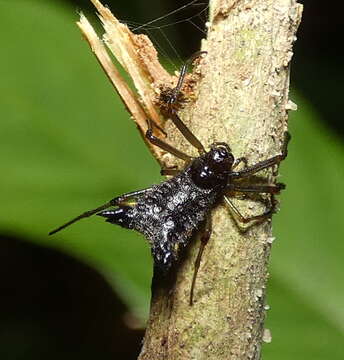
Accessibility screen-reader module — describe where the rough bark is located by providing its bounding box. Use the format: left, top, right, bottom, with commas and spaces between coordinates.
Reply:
78, 0, 303, 359
138, 1, 302, 359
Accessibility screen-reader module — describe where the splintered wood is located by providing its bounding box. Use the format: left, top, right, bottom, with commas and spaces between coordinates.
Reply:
77, 0, 172, 161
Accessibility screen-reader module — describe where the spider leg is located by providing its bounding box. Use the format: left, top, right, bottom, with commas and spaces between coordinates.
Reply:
48, 188, 150, 235
165, 51, 207, 154
232, 156, 248, 170
230, 132, 290, 178
160, 168, 180, 176
168, 51, 207, 107
224, 194, 277, 224
190, 215, 212, 306
228, 183, 285, 194
145, 119, 192, 161
169, 112, 206, 154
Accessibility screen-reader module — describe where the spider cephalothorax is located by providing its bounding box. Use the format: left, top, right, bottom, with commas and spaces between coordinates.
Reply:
190, 144, 234, 190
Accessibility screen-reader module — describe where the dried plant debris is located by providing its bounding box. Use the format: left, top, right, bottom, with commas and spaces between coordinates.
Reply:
77, 0, 205, 164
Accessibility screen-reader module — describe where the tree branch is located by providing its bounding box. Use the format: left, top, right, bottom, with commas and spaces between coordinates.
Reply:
138, 1, 302, 359
78, 0, 302, 358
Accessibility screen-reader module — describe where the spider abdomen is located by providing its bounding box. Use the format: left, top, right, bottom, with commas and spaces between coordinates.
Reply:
106, 167, 220, 268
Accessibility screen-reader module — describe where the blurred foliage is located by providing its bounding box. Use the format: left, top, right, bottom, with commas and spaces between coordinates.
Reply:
1, 0, 343, 358
1, 0, 157, 318
265, 97, 344, 358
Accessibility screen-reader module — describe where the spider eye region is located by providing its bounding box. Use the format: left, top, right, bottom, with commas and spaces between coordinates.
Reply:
213, 147, 230, 163
191, 147, 233, 189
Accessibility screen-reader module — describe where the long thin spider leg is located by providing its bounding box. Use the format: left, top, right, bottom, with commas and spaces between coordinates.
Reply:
224, 195, 276, 224
223, 196, 247, 223
170, 112, 205, 154
227, 183, 285, 194
165, 51, 207, 154
190, 215, 212, 306
232, 156, 248, 170
160, 168, 180, 176
49, 202, 115, 235
146, 119, 192, 161
230, 132, 290, 178
49, 188, 150, 235
169, 50, 207, 106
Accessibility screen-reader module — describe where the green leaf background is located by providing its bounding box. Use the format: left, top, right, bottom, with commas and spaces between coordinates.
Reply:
1, 1, 343, 358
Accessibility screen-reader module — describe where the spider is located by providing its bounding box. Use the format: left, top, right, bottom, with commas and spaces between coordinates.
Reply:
49, 52, 289, 305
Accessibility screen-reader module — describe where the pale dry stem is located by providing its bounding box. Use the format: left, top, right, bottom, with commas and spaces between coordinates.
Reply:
78, 0, 176, 162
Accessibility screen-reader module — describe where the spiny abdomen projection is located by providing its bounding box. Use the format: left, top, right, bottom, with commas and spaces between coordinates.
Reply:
100, 169, 219, 269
